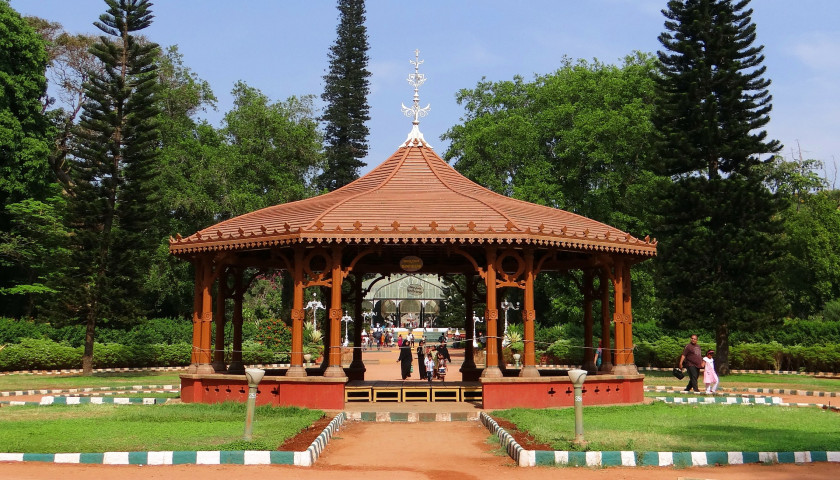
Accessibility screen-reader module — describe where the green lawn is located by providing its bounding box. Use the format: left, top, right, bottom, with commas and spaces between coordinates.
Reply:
0, 372, 182, 392
494, 403, 840, 452
0, 402, 324, 453
643, 370, 840, 392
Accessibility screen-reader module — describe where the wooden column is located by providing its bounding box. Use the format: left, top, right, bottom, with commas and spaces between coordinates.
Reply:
228, 268, 245, 374
460, 275, 477, 375
582, 269, 596, 374
520, 249, 539, 377
348, 274, 366, 380
599, 268, 614, 372
613, 258, 625, 366
621, 262, 637, 372
482, 245, 502, 378
196, 257, 214, 374
287, 247, 307, 377
212, 268, 228, 372
324, 245, 345, 377
612, 258, 637, 375
188, 260, 203, 373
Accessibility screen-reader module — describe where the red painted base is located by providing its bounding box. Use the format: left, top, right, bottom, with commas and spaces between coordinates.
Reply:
481, 374, 644, 409
180, 374, 346, 410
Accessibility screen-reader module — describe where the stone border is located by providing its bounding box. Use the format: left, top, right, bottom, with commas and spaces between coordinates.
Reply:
479, 412, 840, 468
639, 366, 838, 376
652, 395, 840, 412
654, 395, 782, 405
0, 412, 346, 467
1, 396, 168, 406
1, 384, 179, 397
646, 385, 840, 397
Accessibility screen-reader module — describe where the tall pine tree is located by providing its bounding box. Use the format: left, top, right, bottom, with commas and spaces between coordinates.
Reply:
654, 0, 784, 373
317, 0, 371, 191
69, 0, 160, 374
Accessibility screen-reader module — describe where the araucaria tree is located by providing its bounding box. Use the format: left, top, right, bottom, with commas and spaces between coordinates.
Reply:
654, 0, 784, 373
69, 0, 160, 374
317, 0, 371, 191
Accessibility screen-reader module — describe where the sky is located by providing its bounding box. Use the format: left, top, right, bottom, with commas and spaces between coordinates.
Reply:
10, 0, 840, 179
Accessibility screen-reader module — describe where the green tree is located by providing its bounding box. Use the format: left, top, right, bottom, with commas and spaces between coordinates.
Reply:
0, 193, 71, 318
317, 0, 371, 191
148, 45, 218, 318
763, 155, 840, 317
26, 16, 102, 193
654, 0, 784, 373
0, 1, 51, 207
220, 81, 323, 215
67, 0, 161, 374
443, 54, 662, 326
0, 1, 53, 317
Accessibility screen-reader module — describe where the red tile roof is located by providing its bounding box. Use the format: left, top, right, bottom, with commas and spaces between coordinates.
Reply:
169, 144, 657, 256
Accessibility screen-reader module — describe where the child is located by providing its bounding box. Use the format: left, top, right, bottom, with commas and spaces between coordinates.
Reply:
703, 349, 719, 394
424, 353, 434, 383
437, 352, 447, 381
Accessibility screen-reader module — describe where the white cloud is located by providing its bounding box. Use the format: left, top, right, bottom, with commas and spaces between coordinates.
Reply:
789, 33, 840, 71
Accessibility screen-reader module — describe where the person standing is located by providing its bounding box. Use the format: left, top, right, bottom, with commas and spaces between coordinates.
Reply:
397, 341, 413, 380
438, 341, 451, 362
424, 353, 435, 383
416, 340, 427, 379
679, 334, 703, 393
703, 349, 719, 394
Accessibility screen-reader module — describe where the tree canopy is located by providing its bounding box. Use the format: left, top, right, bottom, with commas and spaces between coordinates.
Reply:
317, 0, 371, 191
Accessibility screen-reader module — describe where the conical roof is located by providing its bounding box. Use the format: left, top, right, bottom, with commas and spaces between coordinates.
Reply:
169, 142, 656, 257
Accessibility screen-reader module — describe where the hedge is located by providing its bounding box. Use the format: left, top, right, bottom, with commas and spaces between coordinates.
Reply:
0, 338, 192, 371
633, 339, 840, 372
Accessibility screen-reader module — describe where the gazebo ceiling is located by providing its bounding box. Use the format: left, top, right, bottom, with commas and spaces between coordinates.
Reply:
169, 141, 657, 257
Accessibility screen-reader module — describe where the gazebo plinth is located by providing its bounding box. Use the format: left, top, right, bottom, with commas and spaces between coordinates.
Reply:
180, 373, 347, 410
480, 373, 645, 409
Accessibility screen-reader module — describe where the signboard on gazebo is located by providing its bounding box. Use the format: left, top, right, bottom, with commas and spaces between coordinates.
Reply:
400, 256, 423, 272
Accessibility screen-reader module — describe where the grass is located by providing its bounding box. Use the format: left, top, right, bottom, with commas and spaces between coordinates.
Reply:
0, 402, 323, 453
0, 372, 182, 392
643, 370, 840, 392
494, 403, 840, 452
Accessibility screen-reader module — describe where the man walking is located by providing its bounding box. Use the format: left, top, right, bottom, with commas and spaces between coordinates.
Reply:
679, 334, 703, 393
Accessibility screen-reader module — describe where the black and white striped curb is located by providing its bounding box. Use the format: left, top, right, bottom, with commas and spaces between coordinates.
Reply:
0, 412, 345, 466
479, 412, 840, 467
1, 384, 179, 397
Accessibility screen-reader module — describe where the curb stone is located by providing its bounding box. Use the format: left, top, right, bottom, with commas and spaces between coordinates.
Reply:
479, 412, 840, 468
1, 396, 167, 406
645, 385, 840, 398
0, 412, 346, 466
1, 384, 180, 397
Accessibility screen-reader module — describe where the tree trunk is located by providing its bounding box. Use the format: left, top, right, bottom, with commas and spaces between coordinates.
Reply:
82, 311, 96, 375
715, 322, 729, 375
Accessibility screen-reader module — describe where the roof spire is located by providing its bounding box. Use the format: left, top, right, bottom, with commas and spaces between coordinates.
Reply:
400, 49, 432, 148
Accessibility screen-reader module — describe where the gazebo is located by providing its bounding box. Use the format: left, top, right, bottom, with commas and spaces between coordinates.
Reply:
170, 55, 656, 409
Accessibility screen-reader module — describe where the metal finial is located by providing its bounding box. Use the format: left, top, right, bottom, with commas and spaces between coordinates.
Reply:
400, 49, 432, 148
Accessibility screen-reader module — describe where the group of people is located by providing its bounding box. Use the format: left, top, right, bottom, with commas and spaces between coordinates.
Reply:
679, 334, 719, 394
396, 338, 451, 382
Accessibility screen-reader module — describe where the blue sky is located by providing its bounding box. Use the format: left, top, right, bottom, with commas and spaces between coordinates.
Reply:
11, 0, 840, 179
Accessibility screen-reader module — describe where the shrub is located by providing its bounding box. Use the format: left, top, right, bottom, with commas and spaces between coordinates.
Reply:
0, 318, 50, 343
0, 338, 81, 370
546, 339, 584, 365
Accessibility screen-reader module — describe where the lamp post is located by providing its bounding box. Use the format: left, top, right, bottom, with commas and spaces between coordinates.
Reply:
472, 312, 483, 348
500, 298, 520, 344
243, 368, 265, 441
567, 368, 588, 446
305, 293, 325, 331
341, 311, 352, 347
